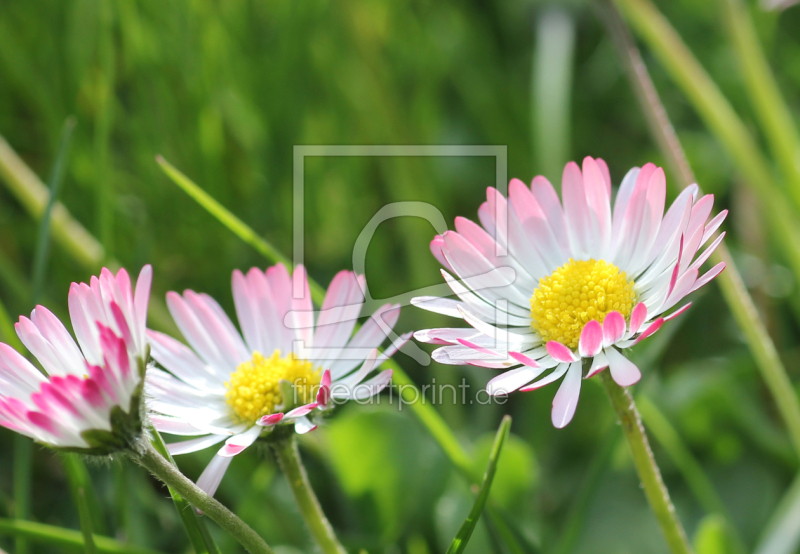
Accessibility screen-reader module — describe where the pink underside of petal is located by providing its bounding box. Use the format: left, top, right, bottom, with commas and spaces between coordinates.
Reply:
546, 341, 578, 363
27, 410, 56, 433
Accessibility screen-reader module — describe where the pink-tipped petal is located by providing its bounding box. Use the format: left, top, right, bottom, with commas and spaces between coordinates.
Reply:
546, 341, 579, 363
668, 235, 685, 297
285, 402, 319, 419
605, 348, 641, 387
551, 363, 582, 429
665, 303, 692, 321
485, 367, 543, 396
602, 312, 626, 347
317, 370, 331, 407
430, 235, 454, 272
689, 262, 725, 294
629, 303, 647, 335
259, 413, 284, 426
635, 318, 665, 344
509, 351, 540, 368
578, 320, 603, 358
585, 352, 609, 379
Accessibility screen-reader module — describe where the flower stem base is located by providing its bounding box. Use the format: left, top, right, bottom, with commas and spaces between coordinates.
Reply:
599, 371, 694, 554
272, 436, 346, 554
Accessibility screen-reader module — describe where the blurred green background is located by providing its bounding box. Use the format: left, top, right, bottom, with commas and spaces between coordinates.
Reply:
1, 0, 800, 553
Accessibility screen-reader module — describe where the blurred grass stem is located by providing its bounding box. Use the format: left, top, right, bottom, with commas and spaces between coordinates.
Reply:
130, 442, 274, 554
600, 373, 693, 554
603, 0, 800, 461
272, 436, 347, 554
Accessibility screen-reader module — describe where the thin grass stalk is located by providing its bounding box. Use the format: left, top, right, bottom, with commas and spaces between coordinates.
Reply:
720, 0, 800, 211
610, 0, 800, 290
603, 0, 800, 460
0, 518, 165, 554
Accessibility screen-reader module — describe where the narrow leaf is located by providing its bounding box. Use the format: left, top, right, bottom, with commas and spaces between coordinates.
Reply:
446, 415, 512, 554
0, 518, 164, 554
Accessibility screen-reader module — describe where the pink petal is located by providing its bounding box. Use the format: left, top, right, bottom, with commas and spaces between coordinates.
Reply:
285, 402, 319, 419
602, 312, 626, 347
509, 351, 540, 368
585, 352, 609, 379
259, 413, 284, 426
430, 235, 454, 272
689, 262, 725, 294
635, 318, 665, 344
606, 348, 641, 387
546, 341, 579, 363
665, 303, 692, 321
551, 362, 582, 428
317, 369, 331, 407
578, 320, 603, 358
630, 303, 647, 335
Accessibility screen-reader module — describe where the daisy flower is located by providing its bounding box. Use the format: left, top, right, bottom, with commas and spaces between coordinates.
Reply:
413, 158, 726, 428
146, 264, 402, 497
0, 266, 153, 453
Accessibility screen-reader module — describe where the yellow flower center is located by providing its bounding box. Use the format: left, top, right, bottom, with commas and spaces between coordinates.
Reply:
225, 350, 321, 424
530, 259, 636, 349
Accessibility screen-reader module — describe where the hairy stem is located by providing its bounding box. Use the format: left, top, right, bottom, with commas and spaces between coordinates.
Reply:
130, 442, 273, 554
600, 372, 694, 554
272, 436, 346, 554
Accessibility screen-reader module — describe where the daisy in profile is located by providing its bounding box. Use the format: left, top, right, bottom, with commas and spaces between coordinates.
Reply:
0, 266, 152, 453
146, 264, 402, 496
413, 158, 726, 428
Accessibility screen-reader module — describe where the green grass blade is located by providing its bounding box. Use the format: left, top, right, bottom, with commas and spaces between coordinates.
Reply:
446, 416, 512, 554
155, 155, 294, 281
0, 133, 105, 270
532, 8, 575, 184
720, 0, 800, 212
754, 471, 800, 554
31, 116, 77, 302
0, 518, 165, 554
150, 428, 221, 554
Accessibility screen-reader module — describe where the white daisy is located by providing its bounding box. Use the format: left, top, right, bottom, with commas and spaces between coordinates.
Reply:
146, 264, 403, 497
413, 158, 726, 428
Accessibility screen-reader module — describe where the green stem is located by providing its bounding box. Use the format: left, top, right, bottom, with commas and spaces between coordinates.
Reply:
600, 372, 694, 554
272, 436, 346, 554
129, 441, 273, 554
13, 435, 32, 554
